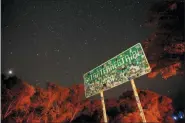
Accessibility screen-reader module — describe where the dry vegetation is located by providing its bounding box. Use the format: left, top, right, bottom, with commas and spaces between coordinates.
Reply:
2, 75, 174, 123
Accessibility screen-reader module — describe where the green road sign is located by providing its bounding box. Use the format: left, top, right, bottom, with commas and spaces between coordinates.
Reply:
83, 43, 151, 98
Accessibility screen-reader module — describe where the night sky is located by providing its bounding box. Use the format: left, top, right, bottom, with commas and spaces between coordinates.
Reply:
2, 0, 184, 99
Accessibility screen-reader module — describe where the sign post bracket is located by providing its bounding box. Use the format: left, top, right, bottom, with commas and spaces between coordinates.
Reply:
130, 79, 147, 123
100, 91, 108, 123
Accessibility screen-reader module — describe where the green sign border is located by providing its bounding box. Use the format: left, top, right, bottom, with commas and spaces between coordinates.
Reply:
83, 43, 151, 98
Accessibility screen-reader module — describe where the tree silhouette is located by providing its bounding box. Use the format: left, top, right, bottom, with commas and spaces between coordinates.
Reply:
144, 0, 184, 79
1, 74, 175, 122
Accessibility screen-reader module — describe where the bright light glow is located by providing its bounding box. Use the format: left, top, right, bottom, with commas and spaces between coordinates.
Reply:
173, 116, 177, 120
8, 70, 13, 75
178, 111, 184, 119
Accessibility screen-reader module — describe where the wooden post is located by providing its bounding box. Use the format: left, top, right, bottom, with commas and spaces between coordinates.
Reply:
130, 79, 147, 123
100, 91, 108, 123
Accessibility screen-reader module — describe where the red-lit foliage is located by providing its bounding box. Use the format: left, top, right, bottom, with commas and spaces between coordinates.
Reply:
2, 78, 174, 123
143, 0, 184, 80
147, 62, 182, 79
2, 1, 182, 122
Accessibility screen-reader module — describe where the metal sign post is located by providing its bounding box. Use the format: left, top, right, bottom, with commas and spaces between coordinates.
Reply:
130, 79, 146, 123
83, 43, 151, 98
100, 91, 108, 123
83, 43, 151, 123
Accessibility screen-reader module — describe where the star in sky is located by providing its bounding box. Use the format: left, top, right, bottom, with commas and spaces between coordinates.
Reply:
2, 0, 183, 98
8, 70, 13, 75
